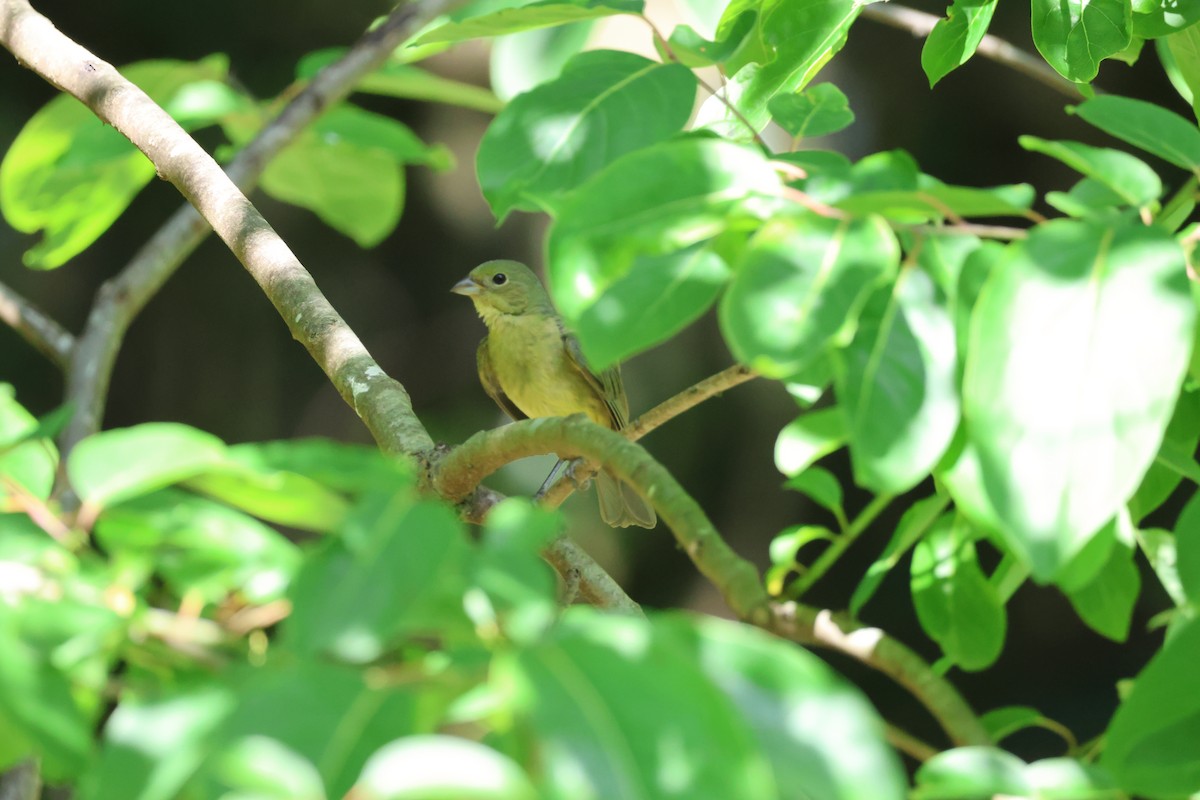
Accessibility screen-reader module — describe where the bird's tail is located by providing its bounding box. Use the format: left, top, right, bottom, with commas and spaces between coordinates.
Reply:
596, 470, 657, 529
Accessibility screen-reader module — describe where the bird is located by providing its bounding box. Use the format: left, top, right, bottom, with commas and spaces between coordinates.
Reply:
451, 260, 657, 529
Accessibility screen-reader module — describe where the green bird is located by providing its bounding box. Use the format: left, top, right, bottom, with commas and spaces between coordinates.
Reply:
452, 260, 657, 529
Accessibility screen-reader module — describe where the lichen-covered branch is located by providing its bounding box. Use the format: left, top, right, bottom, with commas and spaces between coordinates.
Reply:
0, 278, 73, 368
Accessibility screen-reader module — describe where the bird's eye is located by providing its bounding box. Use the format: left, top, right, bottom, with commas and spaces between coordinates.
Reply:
492, 273, 508, 286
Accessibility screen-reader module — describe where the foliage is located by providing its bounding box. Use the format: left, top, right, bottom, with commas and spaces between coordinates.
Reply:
5, 0, 1200, 795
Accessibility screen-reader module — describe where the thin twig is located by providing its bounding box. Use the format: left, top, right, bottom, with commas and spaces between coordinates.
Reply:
861, 3, 1085, 101
539, 364, 758, 510
0, 279, 74, 368
52, 0, 455, 455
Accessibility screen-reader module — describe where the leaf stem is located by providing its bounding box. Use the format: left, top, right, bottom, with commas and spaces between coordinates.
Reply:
791, 492, 895, 598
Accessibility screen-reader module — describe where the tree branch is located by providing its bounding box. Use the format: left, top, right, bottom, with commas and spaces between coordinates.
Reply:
44, 0, 453, 454
0, 278, 73, 368
861, 3, 1084, 101
436, 415, 990, 746
0, 0, 442, 459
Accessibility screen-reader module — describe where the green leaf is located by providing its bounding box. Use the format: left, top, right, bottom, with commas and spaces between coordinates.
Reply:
574, 245, 729, 369
774, 408, 847, 477
1025, 759, 1120, 799
963, 219, 1194, 580
1163, 29, 1200, 121
1031, 0, 1131, 82
664, 10, 756, 67
0, 57, 236, 269
413, 0, 642, 45
548, 137, 781, 320
502, 610, 904, 800
921, 0, 999, 86
490, 22, 595, 101
68, 423, 227, 508
784, 465, 845, 521
223, 438, 414, 497
1130, 387, 1200, 520
911, 514, 1006, 671
297, 49, 503, 112
0, 616, 93, 779
184, 449, 350, 533
261, 106, 449, 247
1104, 619, 1200, 796
1134, 0, 1200, 38
720, 214, 899, 378
284, 498, 471, 663
94, 489, 301, 603
851, 494, 947, 615
767, 524, 836, 594
355, 736, 538, 799
834, 268, 960, 494
1074, 94, 1200, 172
80, 682, 235, 800
208, 736, 325, 800
477, 50, 695, 219
981, 705, 1073, 746
1065, 533, 1140, 641
914, 747, 1031, 799
1175, 489, 1200, 603
0, 385, 58, 501
768, 82, 855, 139
471, 499, 560, 645
834, 182, 1035, 221
697, 0, 869, 135
1019, 135, 1162, 207
1139, 527, 1188, 607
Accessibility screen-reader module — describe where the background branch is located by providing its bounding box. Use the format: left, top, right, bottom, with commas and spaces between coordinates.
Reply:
0, 278, 73, 368
861, 3, 1085, 101
51, 0, 455, 455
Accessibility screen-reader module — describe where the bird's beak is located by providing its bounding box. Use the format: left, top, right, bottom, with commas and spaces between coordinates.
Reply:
451, 277, 481, 296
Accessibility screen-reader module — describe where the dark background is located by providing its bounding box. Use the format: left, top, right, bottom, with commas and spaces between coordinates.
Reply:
0, 0, 1188, 756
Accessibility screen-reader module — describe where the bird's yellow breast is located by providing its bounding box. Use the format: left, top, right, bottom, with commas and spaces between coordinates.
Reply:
486, 313, 613, 427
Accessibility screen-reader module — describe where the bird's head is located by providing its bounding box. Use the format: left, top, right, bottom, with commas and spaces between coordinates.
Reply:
451, 260, 553, 320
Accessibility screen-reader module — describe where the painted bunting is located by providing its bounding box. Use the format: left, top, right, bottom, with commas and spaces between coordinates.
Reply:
451, 260, 657, 529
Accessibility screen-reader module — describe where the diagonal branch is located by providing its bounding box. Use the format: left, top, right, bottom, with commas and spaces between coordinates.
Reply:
51, 0, 454, 454
0, 0, 443, 459
0, 278, 74, 368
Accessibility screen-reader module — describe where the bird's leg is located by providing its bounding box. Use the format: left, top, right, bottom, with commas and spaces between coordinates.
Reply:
535, 457, 590, 500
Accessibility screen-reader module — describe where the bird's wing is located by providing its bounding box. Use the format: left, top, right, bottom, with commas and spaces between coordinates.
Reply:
477, 337, 527, 421
560, 325, 630, 429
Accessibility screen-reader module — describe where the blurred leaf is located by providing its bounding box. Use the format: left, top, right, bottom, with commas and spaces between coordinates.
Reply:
1163, 28, 1200, 119
767, 524, 836, 595
720, 214, 899, 378
1074, 94, 1200, 171
413, 0, 642, 45
664, 10, 756, 67
1031, 0, 1131, 82
262, 106, 449, 247
548, 137, 781, 320
490, 22, 595, 100
209, 736, 325, 800
1104, 619, 1200, 796
981, 706, 1075, 748
834, 268, 959, 494
1140, 527, 1187, 607
94, 489, 300, 603
1025, 758, 1120, 799
914, 747, 1030, 799
775, 407, 847, 477
470, 499, 560, 645
1065, 531, 1140, 641
911, 514, 1006, 671
284, 498, 471, 663
215, 659, 443, 800
1134, 0, 1200, 38
851, 494, 947, 615
1045, 177, 1133, 218
478, 49, 695, 219
1130, 387, 1200, 521
834, 182, 1035, 220
963, 219, 1194, 580
574, 245, 729, 369
354, 736, 538, 799
224, 439, 414, 497
69, 423, 227, 509
1019, 136, 1162, 207
1175, 489, 1200, 603
0, 56, 237, 269
297, 49, 503, 112
784, 465, 844, 521
185, 453, 350, 533
0, 385, 58, 502
768, 82, 855, 139
921, 0, 999, 86
80, 682, 235, 800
